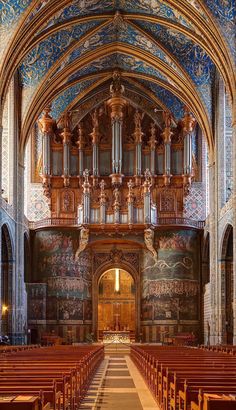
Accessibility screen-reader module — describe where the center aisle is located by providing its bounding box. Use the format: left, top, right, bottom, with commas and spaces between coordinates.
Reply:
79, 352, 159, 410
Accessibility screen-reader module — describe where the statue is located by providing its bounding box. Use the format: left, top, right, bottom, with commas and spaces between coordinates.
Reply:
110, 70, 125, 97
134, 110, 144, 131
144, 228, 157, 262
75, 227, 89, 259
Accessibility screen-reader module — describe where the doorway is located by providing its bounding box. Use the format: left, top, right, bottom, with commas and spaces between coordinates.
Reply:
221, 225, 233, 344
98, 269, 135, 340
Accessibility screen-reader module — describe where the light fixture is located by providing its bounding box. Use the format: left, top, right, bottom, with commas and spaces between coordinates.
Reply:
2, 305, 8, 315
115, 269, 120, 292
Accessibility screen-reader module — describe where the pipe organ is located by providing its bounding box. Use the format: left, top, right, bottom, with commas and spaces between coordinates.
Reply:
38, 75, 197, 226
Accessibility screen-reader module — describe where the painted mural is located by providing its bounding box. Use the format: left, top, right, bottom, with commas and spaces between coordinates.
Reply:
29, 230, 93, 328
141, 229, 200, 334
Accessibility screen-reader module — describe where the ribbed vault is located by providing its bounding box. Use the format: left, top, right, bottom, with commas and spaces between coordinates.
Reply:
0, 1, 235, 157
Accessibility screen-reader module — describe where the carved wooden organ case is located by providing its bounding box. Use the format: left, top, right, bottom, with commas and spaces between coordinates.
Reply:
38, 77, 197, 227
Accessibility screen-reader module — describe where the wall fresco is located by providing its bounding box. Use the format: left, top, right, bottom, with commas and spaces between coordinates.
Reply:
28, 230, 93, 340
141, 229, 200, 338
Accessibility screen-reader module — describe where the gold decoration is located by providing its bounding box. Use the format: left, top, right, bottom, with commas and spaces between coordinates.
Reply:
38, 106, 55, 135
149, 123, 157, 150
181, 107, 196, 135
133, 110, 144, 144
107, 70, 126, 121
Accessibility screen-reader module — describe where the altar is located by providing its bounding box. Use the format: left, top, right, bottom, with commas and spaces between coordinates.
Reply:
102, 331, 130, 343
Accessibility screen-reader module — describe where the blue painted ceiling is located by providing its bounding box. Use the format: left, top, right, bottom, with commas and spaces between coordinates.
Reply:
1, 0, 235, 128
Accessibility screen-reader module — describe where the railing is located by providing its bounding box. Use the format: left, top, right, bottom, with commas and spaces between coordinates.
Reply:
28, 216, 205, 230
157, 217, 205, 229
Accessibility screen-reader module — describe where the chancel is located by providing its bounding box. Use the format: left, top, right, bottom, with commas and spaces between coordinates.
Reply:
0, 1, 236, 409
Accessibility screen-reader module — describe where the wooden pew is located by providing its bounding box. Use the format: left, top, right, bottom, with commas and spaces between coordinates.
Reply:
131, 345, 236, 410
0, 345, 104, 409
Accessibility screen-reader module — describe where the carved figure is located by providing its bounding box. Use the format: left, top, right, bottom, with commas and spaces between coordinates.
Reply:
144, 228, 157, 262
75, 227, 89, 259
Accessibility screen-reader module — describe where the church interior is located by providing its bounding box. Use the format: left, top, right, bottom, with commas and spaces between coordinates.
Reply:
0, 1, 236, 409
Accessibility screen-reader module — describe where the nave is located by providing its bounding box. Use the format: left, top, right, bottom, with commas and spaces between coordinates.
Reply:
1, 343, 236, 409
78, 353, 157, 410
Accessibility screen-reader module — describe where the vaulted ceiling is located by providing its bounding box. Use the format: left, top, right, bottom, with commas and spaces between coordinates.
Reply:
0, 0, 235, 156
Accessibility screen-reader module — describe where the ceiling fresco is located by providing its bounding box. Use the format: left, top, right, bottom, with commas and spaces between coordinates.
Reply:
0, 1, 235, 153
19, 20, 103, 87
50, 78, 99, 120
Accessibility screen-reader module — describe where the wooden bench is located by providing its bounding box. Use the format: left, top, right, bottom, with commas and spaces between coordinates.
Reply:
0, 345, 104, 409
131, 345, 236, 410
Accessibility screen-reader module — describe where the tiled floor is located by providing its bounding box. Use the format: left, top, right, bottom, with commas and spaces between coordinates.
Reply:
79, 355, 159, 410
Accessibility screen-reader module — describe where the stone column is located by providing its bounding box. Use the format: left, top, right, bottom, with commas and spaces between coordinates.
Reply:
61, 112, 71, 187
232, 110, 236, 344
0, 101, 3, 336
161, 113, 173, 186
149, 123, 157, 176
82, 169, 91, 224
11, 74, 26, 344
208, 74, 225, 345
208, 161, 218, 345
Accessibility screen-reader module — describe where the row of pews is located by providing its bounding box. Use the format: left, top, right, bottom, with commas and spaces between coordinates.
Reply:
131, 345, 236, 410
0, 344, 104, 409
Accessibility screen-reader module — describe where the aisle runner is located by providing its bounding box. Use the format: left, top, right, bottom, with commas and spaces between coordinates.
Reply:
79, 355, 158, 410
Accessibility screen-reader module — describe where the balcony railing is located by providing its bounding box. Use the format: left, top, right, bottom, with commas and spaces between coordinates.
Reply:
28, 217, 204, 230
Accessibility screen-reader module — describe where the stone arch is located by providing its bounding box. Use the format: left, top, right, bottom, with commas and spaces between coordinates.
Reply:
220, 224, 233, 344
92, 258, 140, 342
1, 223, 14, 338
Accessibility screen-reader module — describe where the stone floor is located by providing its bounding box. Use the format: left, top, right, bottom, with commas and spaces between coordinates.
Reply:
79, 354, 159, 409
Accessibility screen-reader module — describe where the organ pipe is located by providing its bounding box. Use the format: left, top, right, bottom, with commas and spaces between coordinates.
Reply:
149, 123, 157, 176
38, 106, 55, 196
107, 71, 126, 186
77, 122, 84, 176
161, 113, 173, 186
181, 108, 196, 190
61, 112, 71, 187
